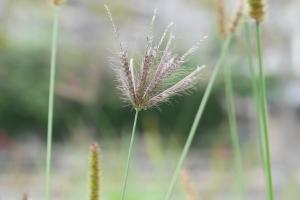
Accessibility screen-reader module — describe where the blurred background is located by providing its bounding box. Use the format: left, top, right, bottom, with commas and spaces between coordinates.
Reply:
0, 0, 300, 199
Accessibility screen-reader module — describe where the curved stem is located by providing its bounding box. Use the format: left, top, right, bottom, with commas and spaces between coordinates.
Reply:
45, 8, 60, 200
255, 22, 274, 200
224, 62, 245, 199
120, 110, 139, 200
163, 36, 232, 200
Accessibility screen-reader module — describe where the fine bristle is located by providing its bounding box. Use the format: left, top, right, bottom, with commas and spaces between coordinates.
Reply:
248, 0, 266, 22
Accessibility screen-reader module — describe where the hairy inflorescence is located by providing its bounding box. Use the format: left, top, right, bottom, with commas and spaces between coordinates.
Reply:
105, 5, 206, 110
89, 143, 101, 200
248, 0, 265, 22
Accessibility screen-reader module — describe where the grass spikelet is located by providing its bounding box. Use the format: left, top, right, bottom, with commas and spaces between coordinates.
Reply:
248, 0, 266, 22
180, 169, 197, 200
89, 143, 101, 200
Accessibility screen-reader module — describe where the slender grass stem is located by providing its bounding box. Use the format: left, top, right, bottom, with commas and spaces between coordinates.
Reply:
255, 22, 274, 200
45, 8, 60, 200
121, 110, 139, 200
163, 36, 232, 200
244, 20, 267, 176
223, 62, 245, 199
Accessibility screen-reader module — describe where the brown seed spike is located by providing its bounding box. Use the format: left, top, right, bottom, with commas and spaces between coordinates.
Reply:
248, 0, 266, 22
216, 0, 228, 38
230, 0, 245, 34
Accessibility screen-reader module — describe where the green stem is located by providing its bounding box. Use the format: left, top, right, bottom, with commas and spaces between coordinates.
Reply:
163, 36, 232, 200
121, 110, 139, 200
45, 8, 60, 200
244, 20, 267, 177
223, 62, 245, 199
255, 22, 274, 200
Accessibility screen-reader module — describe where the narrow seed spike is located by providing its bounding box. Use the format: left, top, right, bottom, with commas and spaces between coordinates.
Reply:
137, 9, 159, 103
142, 32, 175, 100
130, 58, 137, 95
104, 4, 124, 51
148, 65, 206, 107
120, 52, 136, 104
230, 0, 245, 34
89, 143, 101, 200
217, 0, 228, 38
157, 22, 174, 49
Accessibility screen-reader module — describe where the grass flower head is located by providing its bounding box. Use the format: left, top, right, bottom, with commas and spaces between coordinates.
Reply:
105, 5, 206, 111
248, 0, 266, 22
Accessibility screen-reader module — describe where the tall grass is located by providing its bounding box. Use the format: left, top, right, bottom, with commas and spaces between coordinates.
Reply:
164, 36, 232, 200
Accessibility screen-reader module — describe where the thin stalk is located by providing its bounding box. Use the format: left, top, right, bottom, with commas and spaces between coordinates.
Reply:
223, 62, 245, 199
121, 110, 139, 200
45, 8, 60, 200
244, 20, 267, 175
255, 22, 274, 200
163, 36, 232, 200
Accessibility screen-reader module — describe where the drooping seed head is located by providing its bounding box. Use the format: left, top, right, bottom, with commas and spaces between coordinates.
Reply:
105, 6, 206, 110
248, 0, 266, 22
89, 143, 101, 200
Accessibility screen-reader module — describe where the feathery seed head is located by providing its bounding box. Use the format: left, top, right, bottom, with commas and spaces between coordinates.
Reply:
105, 6, 206, 110
49, 0, 65, 6
89, 143, 101, 200
248, 0, 266, 22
